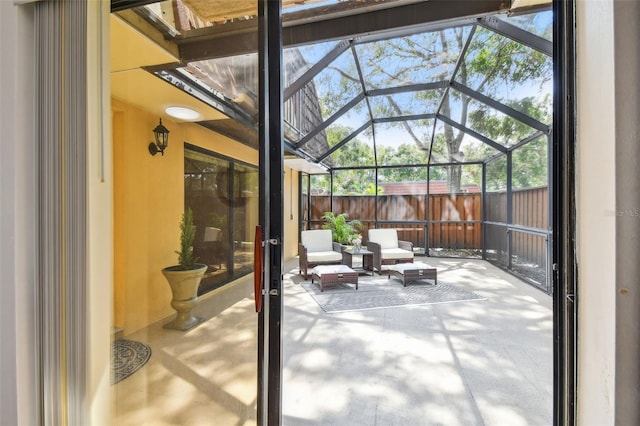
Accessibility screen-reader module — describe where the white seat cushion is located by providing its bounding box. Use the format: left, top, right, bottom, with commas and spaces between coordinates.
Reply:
301, 229, 334, 253
387, 262, 433, 273
312, 264, 355, 276
307, 251, 343, 263
368, 229, 399, 249
380, 248, 414, 260
204, 227, 222, 241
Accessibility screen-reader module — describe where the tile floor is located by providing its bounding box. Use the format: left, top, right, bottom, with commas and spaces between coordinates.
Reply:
113, 257, 553, 426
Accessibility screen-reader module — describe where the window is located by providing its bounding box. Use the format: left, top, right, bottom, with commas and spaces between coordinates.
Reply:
184, 144, 258, 294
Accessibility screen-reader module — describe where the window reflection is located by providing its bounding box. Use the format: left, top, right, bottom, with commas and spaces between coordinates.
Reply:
232, 164, 259, 277
184, 145, 258, 294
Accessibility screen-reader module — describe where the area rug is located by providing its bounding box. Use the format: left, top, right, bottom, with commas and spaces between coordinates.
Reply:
111, 339, 152, 384
300, 277, 486, 313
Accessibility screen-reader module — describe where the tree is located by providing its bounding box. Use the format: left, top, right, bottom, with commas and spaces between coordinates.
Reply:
466, 94, 551, 189
315, 19, 551, 192
303, 13, 552, 195
438, 26, 551, 191
377, 143, 428, 183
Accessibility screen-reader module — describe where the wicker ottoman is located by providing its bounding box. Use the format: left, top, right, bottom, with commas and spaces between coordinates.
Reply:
311, 265, 359, 292
387, 262, 437, 286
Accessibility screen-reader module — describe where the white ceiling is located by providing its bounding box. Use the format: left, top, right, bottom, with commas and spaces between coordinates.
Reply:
284, 157, 329, 174
110, 14, 227, 122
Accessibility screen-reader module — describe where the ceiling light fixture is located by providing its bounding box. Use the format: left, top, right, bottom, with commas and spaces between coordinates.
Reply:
165, 106, 200, 120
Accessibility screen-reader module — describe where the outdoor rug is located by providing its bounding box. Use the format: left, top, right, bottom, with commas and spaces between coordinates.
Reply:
111, 339, 152, 384
299, 277, 486, 313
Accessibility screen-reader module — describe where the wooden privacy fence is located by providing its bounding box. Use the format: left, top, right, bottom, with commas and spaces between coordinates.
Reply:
484, 186, 548, 267
484, 186, 548, 228
306, 193, 483, 249
303, 186, 549, 265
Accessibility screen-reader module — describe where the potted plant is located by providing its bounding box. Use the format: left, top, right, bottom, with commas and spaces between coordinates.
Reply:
162, 208, 208, 331
321, 212, 363, 246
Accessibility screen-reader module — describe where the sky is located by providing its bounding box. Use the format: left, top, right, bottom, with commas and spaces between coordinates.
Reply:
281, 9, 552, 162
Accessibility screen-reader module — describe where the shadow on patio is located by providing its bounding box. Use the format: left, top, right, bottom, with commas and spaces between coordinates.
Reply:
112, 256, 551, 425
282, 256, 552, 426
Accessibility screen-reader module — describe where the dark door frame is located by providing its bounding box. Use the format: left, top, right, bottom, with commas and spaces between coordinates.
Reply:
552, 0, 577, 425
259, 0, 582, 424
258, 0, 285, 425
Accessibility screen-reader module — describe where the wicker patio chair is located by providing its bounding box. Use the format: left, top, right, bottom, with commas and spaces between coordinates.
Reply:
366, 229, 414, 273
299, 229, 343, 279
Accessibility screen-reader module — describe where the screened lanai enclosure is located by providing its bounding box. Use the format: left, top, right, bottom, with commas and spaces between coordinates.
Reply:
292, 10, 553, 292
114, 0, 553, 293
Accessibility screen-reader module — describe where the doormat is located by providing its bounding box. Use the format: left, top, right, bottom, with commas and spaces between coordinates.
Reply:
111, 339, 152, 384
300, 277, 486, 313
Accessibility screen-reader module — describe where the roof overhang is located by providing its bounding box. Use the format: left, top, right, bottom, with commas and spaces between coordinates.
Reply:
176, 0, 511, 61
285, 156, 329, 175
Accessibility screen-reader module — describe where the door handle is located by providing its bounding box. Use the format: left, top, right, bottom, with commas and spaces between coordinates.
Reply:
254, 225, 263, 313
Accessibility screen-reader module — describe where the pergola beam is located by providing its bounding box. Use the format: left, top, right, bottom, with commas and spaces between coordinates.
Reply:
284, 0, 508, 47
367, 81, 448, 97
284, 40, 352, 101
177, 1, 509, 62
451, 81, 551, 133
295, 93, 365, 149
509, 129, 547, 151
317, 121, 371, 162
284, 140, 326, 166
430, 24, 478, 163
479, 15, 552, 56
428, 160, 485, 167
152, 70, 254, 126
437, 114, 507, 153
373, 114, 436, 124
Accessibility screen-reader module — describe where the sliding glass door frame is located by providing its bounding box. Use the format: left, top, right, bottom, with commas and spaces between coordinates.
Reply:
257, 0, 285, 424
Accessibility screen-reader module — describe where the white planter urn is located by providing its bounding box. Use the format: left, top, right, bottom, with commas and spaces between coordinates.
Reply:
162, 264, 207, 331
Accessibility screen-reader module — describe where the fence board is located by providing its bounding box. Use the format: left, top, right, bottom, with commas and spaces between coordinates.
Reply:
304, 187, 547, 264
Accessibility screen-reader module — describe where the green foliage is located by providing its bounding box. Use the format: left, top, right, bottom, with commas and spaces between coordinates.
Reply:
363, 182, 380, 195
327, 124, 353, 149
329, 136, 375, 167
321, 212, 362, 245
466, 95, 550, 189
175, 208, 198, 270
512, 136, 548, 188
310, 14, 552, 193
377, 143, 428, 169
310, 174, 331, 194
333, 168, 377, 195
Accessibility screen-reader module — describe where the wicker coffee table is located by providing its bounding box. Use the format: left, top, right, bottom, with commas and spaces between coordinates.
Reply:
311, 265, 359, 292
387, 262, 437, 286
342, 247, 374, 276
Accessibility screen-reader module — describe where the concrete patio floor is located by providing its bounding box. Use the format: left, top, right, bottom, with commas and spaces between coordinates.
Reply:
282, 257, 553, 426
112, 257, 552, 425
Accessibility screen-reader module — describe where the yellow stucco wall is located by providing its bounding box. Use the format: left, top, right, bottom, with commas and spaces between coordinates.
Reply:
112, 97, 302, 334
284, 168, 300, 260
112, 98, 259, 334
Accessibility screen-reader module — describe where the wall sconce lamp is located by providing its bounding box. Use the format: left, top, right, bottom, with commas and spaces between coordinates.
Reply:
148, 118, 170, 156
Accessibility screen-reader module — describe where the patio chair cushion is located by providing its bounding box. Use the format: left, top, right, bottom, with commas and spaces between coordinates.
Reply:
299, 229, 344, 279
301, 229, 334, 253
380, 247, 415, 261
203, 227, 222, 241
387, 262, 437, 286
307, 250, 343, 263
368, 229, 399, 249
311, 264, 355, 276
386, 262, 433, 273
366, 229, 414, 272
